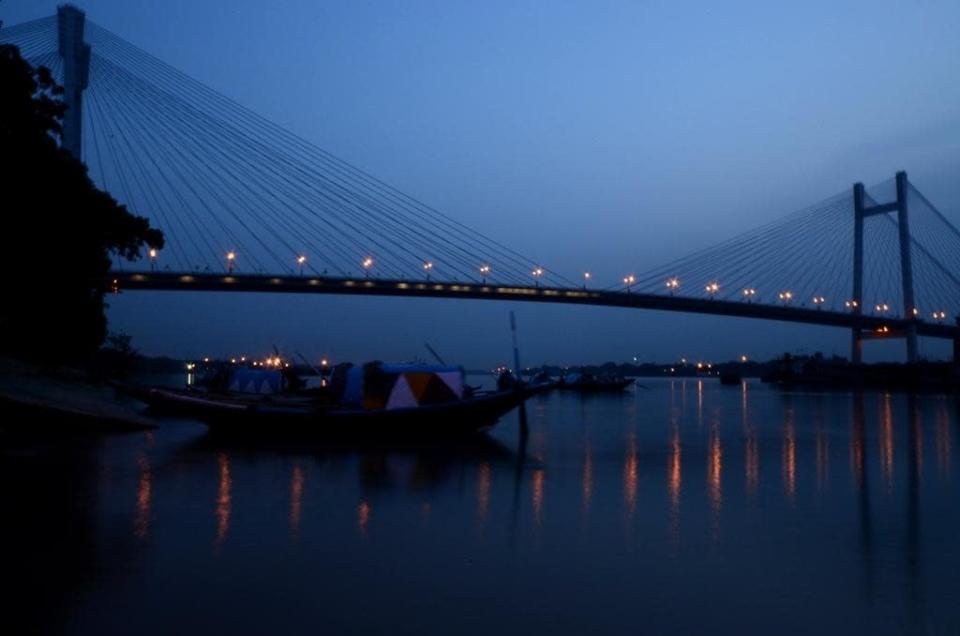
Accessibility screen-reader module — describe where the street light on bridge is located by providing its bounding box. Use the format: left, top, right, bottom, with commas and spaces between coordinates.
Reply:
875, 303, 890, 315
423, 260, 434, 280
932, 310, 948, 322
665, 277, 680, 294
479, 264, 491, 283
531, 267, 544, 287
778, 290, 793, 304
226, 251, 236, 273
623, 274, 636, 292
844, 299, 859, 311
297, 255, 306, 276
362, 256, 374, 277
812, 295, 826, 309
149, 248, 158, 271
583, 272, 591, 288
705, 281, 719, 298
742, 287, 757, 302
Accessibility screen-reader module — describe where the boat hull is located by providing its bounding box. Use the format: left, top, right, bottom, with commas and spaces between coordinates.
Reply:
129, 386, 534, 437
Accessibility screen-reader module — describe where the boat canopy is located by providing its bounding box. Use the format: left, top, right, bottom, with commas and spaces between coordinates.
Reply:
228, 368, 283, 394
342, 363, 465, 410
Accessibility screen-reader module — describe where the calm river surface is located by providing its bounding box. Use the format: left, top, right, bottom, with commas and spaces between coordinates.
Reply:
3, 379, 960, 635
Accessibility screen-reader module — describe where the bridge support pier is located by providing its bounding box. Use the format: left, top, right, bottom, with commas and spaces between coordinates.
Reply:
895, 171, 919, 362
851, 183, 865, 364
850, 171, 918, 363
57, 5, 90, 160
954, 319, 960, 364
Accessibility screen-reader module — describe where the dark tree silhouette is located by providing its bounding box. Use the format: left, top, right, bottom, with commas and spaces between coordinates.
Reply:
0, 43, 163, 363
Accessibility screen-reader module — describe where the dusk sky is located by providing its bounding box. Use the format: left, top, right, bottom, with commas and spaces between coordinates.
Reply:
4, 0, 959, 367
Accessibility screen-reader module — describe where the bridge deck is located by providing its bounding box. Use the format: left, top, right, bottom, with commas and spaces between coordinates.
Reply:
110, 272, 960, 341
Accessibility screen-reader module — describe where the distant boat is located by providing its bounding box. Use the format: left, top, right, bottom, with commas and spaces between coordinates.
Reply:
719, 371, 742, 386
556, 371, 634, 393
122, 362, 535, 435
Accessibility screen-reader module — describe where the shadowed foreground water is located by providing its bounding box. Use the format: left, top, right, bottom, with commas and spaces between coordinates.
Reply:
3, 379, 959, 635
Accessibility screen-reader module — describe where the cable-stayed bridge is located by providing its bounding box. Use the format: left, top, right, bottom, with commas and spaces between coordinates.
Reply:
4, 7, 960, 361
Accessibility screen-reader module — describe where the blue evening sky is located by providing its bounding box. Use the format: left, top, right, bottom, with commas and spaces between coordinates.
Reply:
4, 0, 959, 366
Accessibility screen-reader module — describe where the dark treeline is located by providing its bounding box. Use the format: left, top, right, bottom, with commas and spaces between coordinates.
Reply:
0, 40, 162, 365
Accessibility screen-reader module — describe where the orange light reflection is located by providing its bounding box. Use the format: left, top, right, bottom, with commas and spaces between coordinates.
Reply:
214, 452, 232, 548
134, 452, 152, 540
290, 464, 304, 539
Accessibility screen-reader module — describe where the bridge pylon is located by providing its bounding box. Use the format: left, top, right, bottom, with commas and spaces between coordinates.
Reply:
851, 170, 918, 363
57, 4, 90, 160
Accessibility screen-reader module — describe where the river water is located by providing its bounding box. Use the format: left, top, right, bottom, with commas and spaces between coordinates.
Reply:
3, 379, 959, 635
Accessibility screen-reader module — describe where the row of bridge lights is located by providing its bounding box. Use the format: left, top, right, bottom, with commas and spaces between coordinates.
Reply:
663, 277, 951, 321
149, 251, 956, 322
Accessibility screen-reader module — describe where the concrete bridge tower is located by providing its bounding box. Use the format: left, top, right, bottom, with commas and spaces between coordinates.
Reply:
851, 171, 918, 363
57, 4, 90, 160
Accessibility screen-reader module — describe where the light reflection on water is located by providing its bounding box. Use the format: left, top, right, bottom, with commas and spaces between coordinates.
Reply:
3, 378, 960, 635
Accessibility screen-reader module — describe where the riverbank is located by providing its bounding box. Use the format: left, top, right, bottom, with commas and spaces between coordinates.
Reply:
0, 357, 156, 432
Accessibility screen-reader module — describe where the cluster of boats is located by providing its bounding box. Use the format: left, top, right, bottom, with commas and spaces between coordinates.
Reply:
553, 371, 635, 392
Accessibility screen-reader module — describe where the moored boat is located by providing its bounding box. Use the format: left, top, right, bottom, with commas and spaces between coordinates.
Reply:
122, 361, 535, 435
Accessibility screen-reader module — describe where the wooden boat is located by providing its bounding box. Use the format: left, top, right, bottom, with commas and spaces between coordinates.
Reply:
120, 362, 536, 436
129, 385, 533, 435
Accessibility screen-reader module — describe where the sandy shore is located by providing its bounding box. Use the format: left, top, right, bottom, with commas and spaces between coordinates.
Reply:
0, 357, 157, 432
